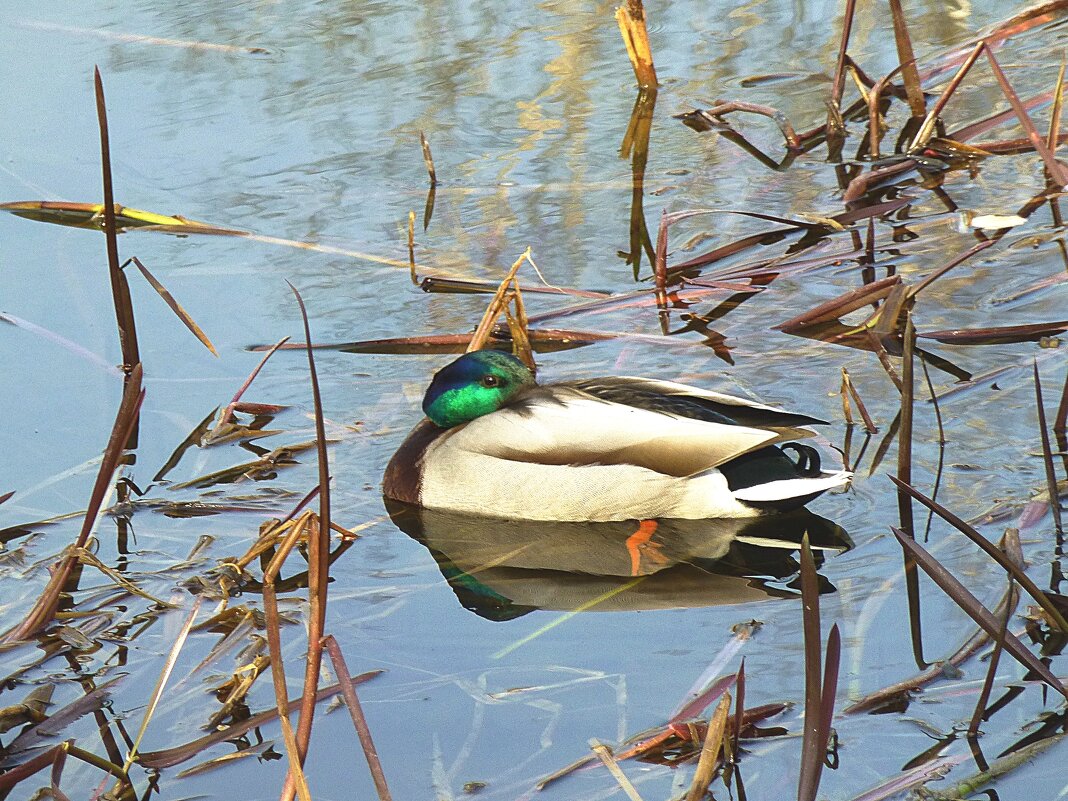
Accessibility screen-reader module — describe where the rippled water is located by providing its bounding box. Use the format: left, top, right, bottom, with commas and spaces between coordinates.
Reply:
2, 2, 1067, 799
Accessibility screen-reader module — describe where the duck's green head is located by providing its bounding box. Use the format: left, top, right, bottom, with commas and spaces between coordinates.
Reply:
422, 351, 535, 428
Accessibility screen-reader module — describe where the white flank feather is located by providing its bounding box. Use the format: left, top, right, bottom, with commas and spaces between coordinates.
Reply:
731, 470, 852, 503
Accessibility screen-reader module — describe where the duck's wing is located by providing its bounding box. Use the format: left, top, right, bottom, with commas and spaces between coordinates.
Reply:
566, 376, 826, 429
446, 386, 803, 476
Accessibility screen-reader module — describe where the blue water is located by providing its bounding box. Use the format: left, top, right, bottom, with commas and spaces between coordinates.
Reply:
2, 2, 1067, 799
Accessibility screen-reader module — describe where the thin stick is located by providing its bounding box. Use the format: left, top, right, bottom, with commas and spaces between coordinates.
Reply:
890, 477, 1068, 633
263, 518, 314, 801
888, 0, 926, 117
121, 598, 202, 773
797, 535, 825, 801
126, 256, 217, 356
419, 132, 437, 185
892, 527, 1068, 701
898, 312, 915, 538
94, 66, 140, 374
3, 365, 144, 642
615, 0, 657, 88
685, 693, 731, 801
827, 0, 857, 127
590, 740, 645, 801
281, 284, 332, 801
322, 636, 394, 801
841, 368, 855, 426
843, 367, 878, 433
1034, 361, 1064, 536
1047, 59, 1067, 151
211, 336, 290, 432
984, 47, 1068, 185
407, 211, 417, 285
967, 577, 1015, 736
910, 42, 985, 151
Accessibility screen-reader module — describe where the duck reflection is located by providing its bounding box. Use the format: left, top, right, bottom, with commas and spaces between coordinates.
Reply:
385, 501, 852, 620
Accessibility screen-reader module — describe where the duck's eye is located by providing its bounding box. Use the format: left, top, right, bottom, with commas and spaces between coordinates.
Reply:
480, 374, 500, 388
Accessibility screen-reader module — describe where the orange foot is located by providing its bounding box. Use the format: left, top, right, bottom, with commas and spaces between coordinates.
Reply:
625, 520, 668, 576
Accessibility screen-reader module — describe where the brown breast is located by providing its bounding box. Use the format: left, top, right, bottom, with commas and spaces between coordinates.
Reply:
382, 418, 447, 504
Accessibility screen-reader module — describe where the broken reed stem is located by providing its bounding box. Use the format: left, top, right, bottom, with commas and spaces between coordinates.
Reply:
841, 367, 878, 433
622, 87, 657, 276
797, 535, 824, 801
684, 693, 731, 801
730, 659, 745, 771
826, 0, 857, 129
3, 364, 144, 643
1048, 59, 1067, 150
1055, 368, 1068, 478
1034, 361, 1065, 536
262, 518, 314, 801
898, 313, 915, 539
280, 284, 333, 801
653, 209, 669, 307
322, 636, 394, 801
911, 42, 984, 151
137, 671, 383, 770
214, 336, 290, 431
842, 534, 1023, 715
407, 211, 417, 285
615, 0, 657, 88
699, 101, 801, 150
818, 624, 841, 763
0, 742, 129, 795
984, 47, 1068, 186
589, 740, 645, 801
120, 597, 202, 777
891, 477, 1068, 633
867, 65, 904, 160
864, 216, 876, 267
967, 577, 1015, 736
864, 329, 903, 391
910, 239, 998, 297
920, 357, 946, 445
923, 734, 1067, 801
796, 540, 840, 801
893, 527, 1068, 701
888, 0, 925, 118
418, 131, 437, 186
233, 510, 316, 571
94, 66, 140, 375
840, 369, 854, 426
126, 256, 217, 356
466, 248, 536, 370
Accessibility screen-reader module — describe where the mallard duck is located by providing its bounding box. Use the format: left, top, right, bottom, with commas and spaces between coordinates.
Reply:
383, 351, 851, 521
